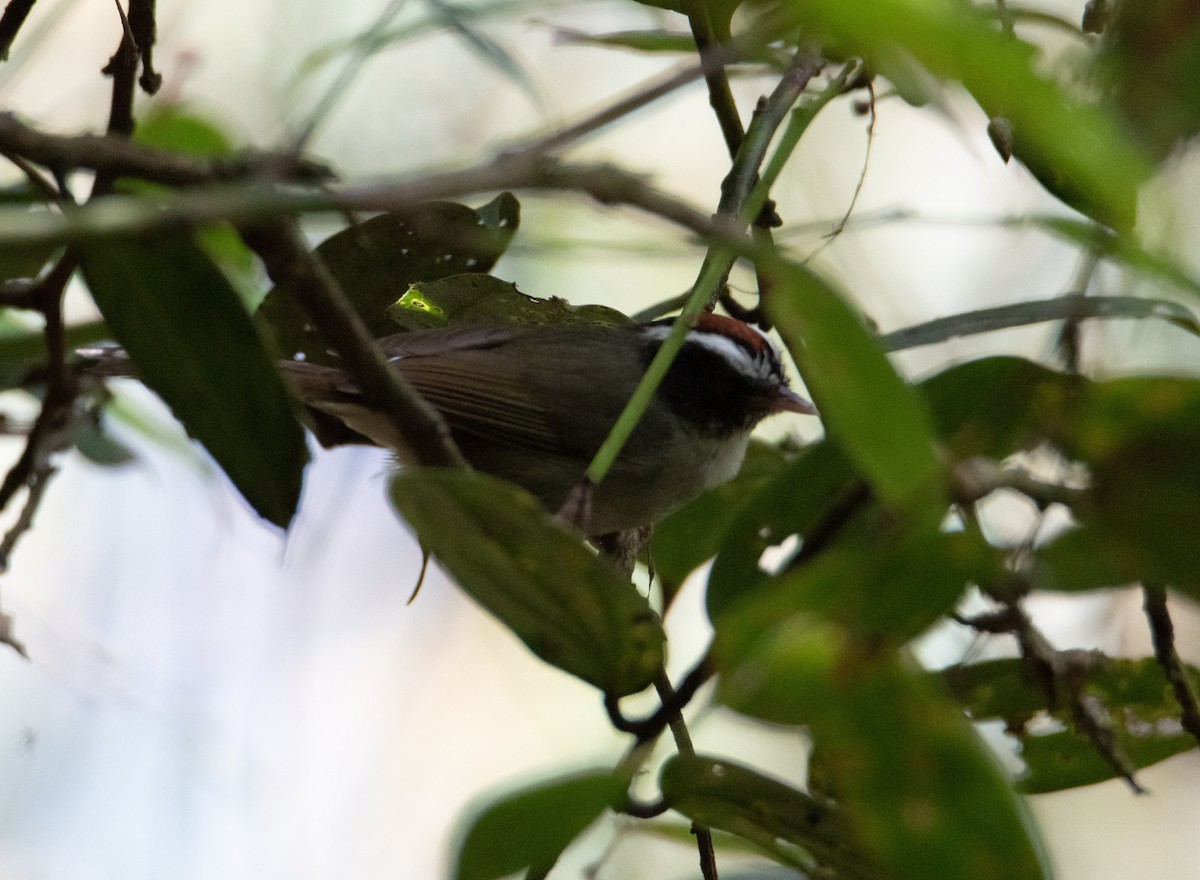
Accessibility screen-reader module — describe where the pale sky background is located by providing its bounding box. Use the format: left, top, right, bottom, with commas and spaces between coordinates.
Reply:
0, 1, 1198, 878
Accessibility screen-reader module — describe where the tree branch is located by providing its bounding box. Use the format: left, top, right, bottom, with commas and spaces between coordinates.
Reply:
0, 0, 35, 61
1142, 585, 1200, 750
240, 220, 467, 469
0, 113, 334, 187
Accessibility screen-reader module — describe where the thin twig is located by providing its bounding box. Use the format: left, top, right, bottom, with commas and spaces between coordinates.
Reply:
520, 61, 707, 155
126, 0, 161, 93
654, 669, 718, 880
0, 113, 334, 187
688, 6, 743, 159
1142, 585, 1200, 750
604, 654, 714, 743
958, 601, 1146, 793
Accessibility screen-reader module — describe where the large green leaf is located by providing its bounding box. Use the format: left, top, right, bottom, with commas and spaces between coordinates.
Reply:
766, 262, 942, 510
705, 440, 863, 616
919, 356, 1074, 461
651, 439, 791, 591
717, 622, 1049, 880
1049, 376, 1200, 592
257, 194, 520, 363
1019, 729, 1196, 794
716, 516, 989, 649
454, 770, 626, 880
388, 469, 664, 696
385, 273, 629, 332
660, 754, 880, 878
81, 231, 308, 527
942, 656, 1199, 727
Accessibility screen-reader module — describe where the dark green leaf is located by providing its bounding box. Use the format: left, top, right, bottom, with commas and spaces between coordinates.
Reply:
660, 754, 878, 878
454, 770, 625, 880
919, 356, 1073, 460
651, 439, 790, 590
705, 440, 863, 618
1020, 728, 1195, 794
883, 295, 1200, 353
257, 194, 521, 363
72, 416, 136, 466
0, 239, 60, 283
388, 469, 664, 696
942, 656, 1198, 727
385, 274, 630, 332
131, 106, 257, 287
1035, 526, 1138, 593
717, 623, 1048, 880
133, 105, 233, 156
714, 508, 989, 649
81, 231, 308, 527
766, 262, 942, 510
1051, 376, 1200, 590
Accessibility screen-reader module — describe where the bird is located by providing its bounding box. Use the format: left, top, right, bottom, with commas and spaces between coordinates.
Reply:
280, 311, 816, 535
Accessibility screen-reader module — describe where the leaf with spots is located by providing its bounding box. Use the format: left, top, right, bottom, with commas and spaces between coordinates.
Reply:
256, 193, 520, 363
386, 274, 630, 332
716, 620, 1049, 880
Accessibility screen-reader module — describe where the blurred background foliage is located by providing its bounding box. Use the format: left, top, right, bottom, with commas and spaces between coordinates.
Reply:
0, 0, 1199, 878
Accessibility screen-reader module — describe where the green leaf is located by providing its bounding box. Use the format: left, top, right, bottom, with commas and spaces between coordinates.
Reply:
81, 231, 309, 527
72, 416, 136, 467
714, 509, 989, 650
1035, 526, 1139, 593
257, 194, 520, 363
781, 0, 1151, 227
705, 440, 863, 617
133, 105, 233, 156
131, 106, 257, 294
1020, 729, 1196, 794
660, 754, 878, 878
942, 656, 1198, 728
454, 770, 626, 880
388, 469, 664, 696
1051, 376, 1200, 591
766, 262, 942, 510
717, 624, 1049, 880
651, 439, 790, 590
919, 356, 1072, 460
940, 658, 1200, 792
386, 274, 630, 332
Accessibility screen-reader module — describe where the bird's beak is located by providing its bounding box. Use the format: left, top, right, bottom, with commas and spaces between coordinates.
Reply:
773, 388, 818, 415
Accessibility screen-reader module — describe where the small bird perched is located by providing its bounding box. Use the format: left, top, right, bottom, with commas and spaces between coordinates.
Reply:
280, 312, 815, 534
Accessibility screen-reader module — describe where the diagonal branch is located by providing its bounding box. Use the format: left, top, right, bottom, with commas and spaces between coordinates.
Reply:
241, 220, 467, 470
0, 113, 334, 187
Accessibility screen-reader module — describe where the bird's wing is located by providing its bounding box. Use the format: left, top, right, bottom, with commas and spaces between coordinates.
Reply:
393, 352, 563, 453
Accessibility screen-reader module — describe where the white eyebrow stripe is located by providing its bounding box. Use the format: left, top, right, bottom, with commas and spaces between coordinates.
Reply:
687, 331, 773, 381
643, 322, 781, 383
